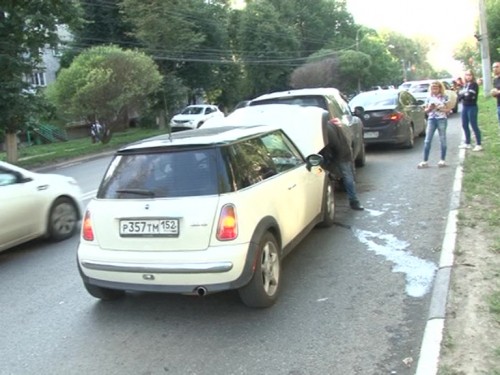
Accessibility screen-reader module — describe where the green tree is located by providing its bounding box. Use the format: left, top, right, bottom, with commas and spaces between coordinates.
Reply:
486, 0, 500, 62
45, 46, 162, 143
237, 1, 300, 96
0, 0, 81, 163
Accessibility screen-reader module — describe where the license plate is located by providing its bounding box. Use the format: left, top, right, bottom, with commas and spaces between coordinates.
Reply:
364, 131, 379, 139
119, 219, 179, 237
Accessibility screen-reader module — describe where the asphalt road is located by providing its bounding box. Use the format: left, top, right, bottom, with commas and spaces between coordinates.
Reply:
0, 114, 464, 375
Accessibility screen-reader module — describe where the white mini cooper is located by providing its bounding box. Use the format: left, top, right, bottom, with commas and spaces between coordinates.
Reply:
78, 106, 335, 308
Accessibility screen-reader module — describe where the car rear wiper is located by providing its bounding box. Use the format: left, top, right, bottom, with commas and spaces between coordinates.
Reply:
116, 189, 155, 197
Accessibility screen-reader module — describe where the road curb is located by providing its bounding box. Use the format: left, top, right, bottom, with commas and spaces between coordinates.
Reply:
415, 148, 465, 375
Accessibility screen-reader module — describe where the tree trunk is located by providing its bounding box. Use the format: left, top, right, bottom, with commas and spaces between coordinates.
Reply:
158, 110, 166, 130
5, 132, 18, 164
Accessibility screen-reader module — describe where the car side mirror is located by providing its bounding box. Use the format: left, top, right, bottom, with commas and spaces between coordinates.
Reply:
353, 106, 365, 118
305, 154, 324, 171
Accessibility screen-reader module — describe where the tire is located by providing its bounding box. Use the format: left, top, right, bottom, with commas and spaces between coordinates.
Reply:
402, 125, 415, 149
84, 282, 125, 300
48, 197, 79, 241
354, 142, 366, 167
317, 178, 335, 228
238, 232, 281, 308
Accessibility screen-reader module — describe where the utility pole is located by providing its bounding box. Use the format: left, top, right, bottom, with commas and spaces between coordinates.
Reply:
478, 0, 491, 96
356, 28, 361, 93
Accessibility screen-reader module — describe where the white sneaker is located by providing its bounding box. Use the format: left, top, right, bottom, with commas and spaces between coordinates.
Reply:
459, 144, 472, 149
438, 160, 447, 167
473, 145, 483, 151
417, 161, 428, 169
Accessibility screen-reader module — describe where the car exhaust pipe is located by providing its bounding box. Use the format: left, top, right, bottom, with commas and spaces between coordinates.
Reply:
195, 286, 207, 297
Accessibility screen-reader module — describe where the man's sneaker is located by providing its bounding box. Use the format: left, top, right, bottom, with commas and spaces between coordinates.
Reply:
459, 144, 472, 149
473, 145, 483, 151
438, 160, 447, 168
417, 161, 428, 169
349, 200, 364, 211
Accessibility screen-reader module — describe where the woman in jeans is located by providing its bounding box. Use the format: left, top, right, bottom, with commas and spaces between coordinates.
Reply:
418, 81, 451, 168
458, 69, 482, 151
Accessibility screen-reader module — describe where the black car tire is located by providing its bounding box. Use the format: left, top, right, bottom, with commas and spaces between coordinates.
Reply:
48, 197, 79, 241
317, 177, 335, 228
403, 125, 415, 149
238, 232, 281, 308
354, 142, 366, 167
84, 282, 125, 300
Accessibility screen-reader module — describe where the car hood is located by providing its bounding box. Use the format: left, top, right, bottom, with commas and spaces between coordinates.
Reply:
200, 104, 328, 157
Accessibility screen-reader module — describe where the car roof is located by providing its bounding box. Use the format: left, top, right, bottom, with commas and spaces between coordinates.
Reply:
251, 87, 341, 101
119, 125, 280, 152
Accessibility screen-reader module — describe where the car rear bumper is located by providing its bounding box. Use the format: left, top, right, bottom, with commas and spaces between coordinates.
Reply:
363, 125, 407, 145
78, 241, 258, 293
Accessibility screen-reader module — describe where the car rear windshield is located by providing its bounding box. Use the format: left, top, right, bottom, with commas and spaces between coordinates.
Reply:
251, 95, 327, 111
349, 93, 397, 109
97, 148, 221, 199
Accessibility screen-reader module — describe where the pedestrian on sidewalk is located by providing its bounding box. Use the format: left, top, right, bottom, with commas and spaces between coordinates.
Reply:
418, 81, 451, 169
458, 69, 482, 151
490, 62, 500, 129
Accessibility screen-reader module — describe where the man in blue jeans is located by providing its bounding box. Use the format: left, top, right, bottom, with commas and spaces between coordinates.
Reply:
320, 118, 364, 211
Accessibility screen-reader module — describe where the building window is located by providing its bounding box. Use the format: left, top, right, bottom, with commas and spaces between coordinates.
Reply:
31, 72, 46, 87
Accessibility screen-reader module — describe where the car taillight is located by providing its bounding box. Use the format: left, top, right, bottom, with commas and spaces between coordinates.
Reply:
216, 204, 238, 241
383, 112, 404, 122
82, 210, 94, 241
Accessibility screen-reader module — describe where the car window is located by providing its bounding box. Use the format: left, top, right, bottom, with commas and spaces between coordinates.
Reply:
226, 137, 279, 190
410, 84, 430, 93
399, 91, 413, 106
331, 92, 351, 116
0, 169, 17, 186
260, 131, 304, 173
98, 149, 220, 199
251, 95, 326, 110
182, 106, 203, 115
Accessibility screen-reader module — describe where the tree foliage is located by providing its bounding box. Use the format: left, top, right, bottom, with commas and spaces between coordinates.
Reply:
0, 0, 81, 161
46, 45, 162, 141
486, 0, 500, 62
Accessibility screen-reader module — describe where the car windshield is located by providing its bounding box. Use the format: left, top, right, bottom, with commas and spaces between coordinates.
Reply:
98, 149, 220, 198
410, 84, 430, 93
181, 106, 204, 115
349, 92, 397, 109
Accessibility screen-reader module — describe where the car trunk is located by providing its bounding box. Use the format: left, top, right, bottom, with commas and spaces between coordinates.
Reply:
88, 197, 220, 252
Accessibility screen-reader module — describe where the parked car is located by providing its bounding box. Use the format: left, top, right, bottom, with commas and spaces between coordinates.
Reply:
170, 104, 225, 130
248, 88, 366, 167
0, 161, 83, 252
77, 112, 336, 308
405, 79, 458, 113
348, 89, 426, 148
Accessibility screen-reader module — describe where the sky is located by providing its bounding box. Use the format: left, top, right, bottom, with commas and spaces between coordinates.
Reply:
345, 0, 479, 76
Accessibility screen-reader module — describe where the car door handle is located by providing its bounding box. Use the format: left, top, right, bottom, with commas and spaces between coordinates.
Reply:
37, 184, 49, 191
288, 184, 297, 190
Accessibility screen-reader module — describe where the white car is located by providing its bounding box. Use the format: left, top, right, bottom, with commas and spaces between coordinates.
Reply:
0, 161, 83, 252
404, 79, 458, 113
169, 104, 225, 129
77, 107, 335, 308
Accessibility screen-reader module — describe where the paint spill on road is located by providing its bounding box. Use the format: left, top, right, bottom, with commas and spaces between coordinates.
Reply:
353, 228, 437, 298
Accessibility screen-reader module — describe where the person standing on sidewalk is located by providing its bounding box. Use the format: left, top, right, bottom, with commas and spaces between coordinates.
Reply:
458, 70, 482, 151
418, 81, 451, 169
490, 62, 500, 128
